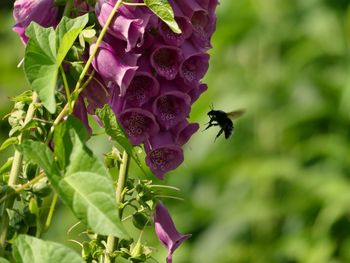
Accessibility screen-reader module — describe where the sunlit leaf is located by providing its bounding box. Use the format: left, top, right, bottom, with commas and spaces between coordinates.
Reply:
13, 235, 83, 263
144, 0, 181, 33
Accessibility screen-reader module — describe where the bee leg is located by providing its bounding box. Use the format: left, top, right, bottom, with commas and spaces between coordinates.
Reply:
203, 121, 217, 131
214, 128, 224, 142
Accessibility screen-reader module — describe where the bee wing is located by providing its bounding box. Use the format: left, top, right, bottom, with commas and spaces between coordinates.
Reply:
226, 109, 245, 119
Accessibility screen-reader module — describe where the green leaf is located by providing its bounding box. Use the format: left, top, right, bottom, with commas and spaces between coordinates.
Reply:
144, 0, 181, 33
19, 120, 128, 238
54, 116, 88, 169
17, 140, 61, 186
96, 105, 146, 175
13, 234, 83, 263
0, 258, 10, 263
24, 24, 57, 113
24, 15, 89, 113
56, 14, 89, 65
59, 171, 128, 238
0, 137, 19, 152
53, 118, 128, 238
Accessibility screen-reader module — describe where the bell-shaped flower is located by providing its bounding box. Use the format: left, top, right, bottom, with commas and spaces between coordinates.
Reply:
123, 72, 159, 109
154, 202, 191, 263
145, 132, 184, 179
90, 39, 139, 95
81, 74, 110, 114
13, 0, 59, 44
159, 16, 192, 47
196, 0, 219, 14
180, 53, 209, 85
169, 0, 203, 18
153, 91, 191, 130
151, 45, 183, 80
190, 10, 217, 50
96, 0, 152, 51
73, 96, 92, 134
171, 121, 199, 146
188, 83, 208, 103
118, 108, 159, 145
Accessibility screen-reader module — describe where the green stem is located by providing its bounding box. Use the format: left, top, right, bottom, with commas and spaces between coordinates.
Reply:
0, 92, 39, 255
71, 0, 124, 107
63, 0, 73, 17
45, 193, 58, 230
104, 151, 130, 263
0, 173, 46, 205
122, 2, 146, 6
60, 65, 71, 108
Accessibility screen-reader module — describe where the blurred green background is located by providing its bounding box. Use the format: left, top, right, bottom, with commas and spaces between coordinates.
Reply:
2, 0, 350, 262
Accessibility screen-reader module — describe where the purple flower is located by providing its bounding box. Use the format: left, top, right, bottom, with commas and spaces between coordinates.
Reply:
154, 202, 191, 263
171, 121, 199, 146
90, 39, 139, 95
159, 16, 192, 47
152, 91, 191, 130
187, 83, 208, 103
180, 53, 209, 85
169, 0, 203, 18
73, 96, 92, 134
190, 10, 216, 50
123, 72, 159, 108
145, 132, 184, 179
81, 74, 110, 114
96, 0, 152, 51
151, 45, 183, 80
118, 108, 159, 145
13, 0, 59, 44
196, 0, 219, 14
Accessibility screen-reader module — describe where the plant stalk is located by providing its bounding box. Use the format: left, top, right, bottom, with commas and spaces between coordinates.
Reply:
104, 151, 130, 263
0, 92, 38, 255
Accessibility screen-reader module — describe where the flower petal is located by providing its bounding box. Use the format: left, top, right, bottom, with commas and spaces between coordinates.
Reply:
153, 91, 191, 130
123, 72, 159, 108
13, 0, 59, 43
154, 202, 191, 261
151, 45, 183, 80
118, 108, 159, 145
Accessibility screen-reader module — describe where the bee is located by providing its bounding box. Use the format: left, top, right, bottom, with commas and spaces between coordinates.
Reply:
204, 106, 244, 141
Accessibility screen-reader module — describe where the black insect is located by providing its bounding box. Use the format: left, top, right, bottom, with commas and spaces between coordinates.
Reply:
204, 107, 244, 141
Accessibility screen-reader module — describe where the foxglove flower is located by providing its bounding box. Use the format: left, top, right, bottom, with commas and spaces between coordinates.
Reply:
96, 0, 152, 51
171, 121, 199, 146
90, 39, 139, 94
188, 83, 208, 103
123, 72, 159, 108
118, 108, 159, 145
154, 202, 191, 263
152, 91, 191, 130
151, 45, 183, 80
91, 0, 219, 178
13, 0, 59, 43
73, 96, 92, 134
180, 53, 209, 85
159, 16, 192, 47
81, 74, 110, 114
145, 132, 184, 179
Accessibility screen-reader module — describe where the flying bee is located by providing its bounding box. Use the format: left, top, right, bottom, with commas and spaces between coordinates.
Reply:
204, 106, 245, 141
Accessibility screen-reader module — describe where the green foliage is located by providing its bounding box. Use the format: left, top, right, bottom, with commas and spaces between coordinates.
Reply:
0, 137, 18, 152
96, 105, 145, 174
144, 0, 181, 34
13, 234, 83, 263
24, 15, 88, 113
18, 117, 128, 239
